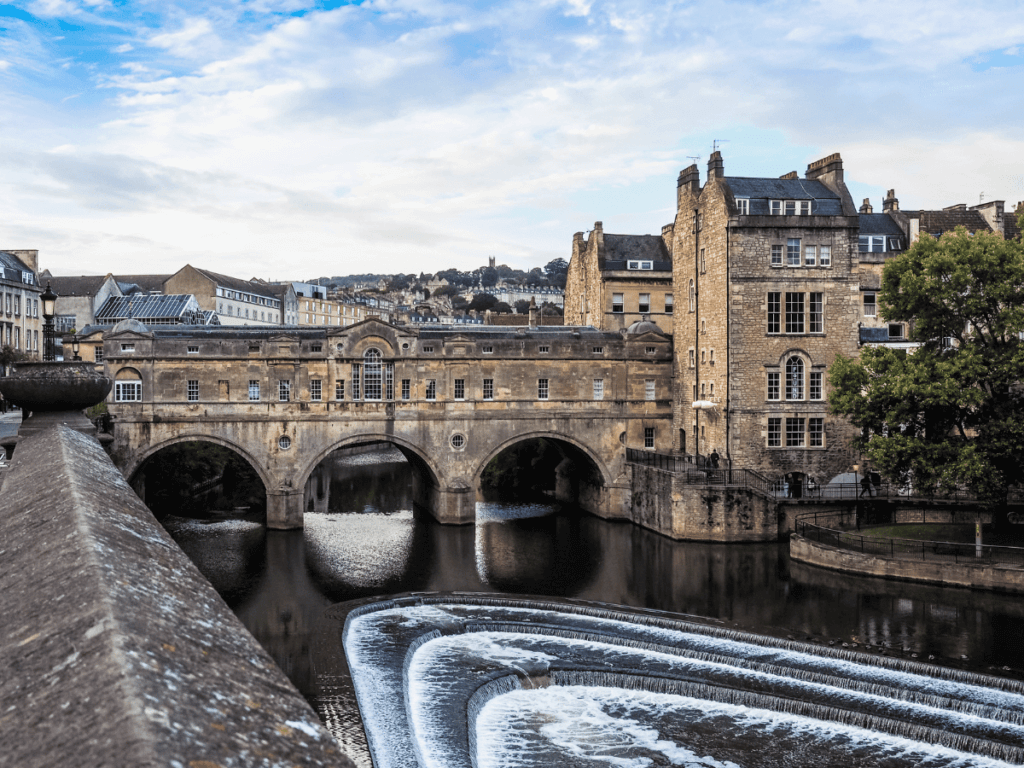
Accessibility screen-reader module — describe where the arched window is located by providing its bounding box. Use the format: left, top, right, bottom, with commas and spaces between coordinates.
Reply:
688, 280, 696, 313
785, 356, 804, 400
114, 368, 142, 402
363, 348, 383, 400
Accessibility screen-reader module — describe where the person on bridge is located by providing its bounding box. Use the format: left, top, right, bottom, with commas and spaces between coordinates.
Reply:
859, 475, 873, 498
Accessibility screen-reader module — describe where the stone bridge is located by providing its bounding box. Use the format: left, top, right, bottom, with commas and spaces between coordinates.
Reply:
103, 318, 674, 528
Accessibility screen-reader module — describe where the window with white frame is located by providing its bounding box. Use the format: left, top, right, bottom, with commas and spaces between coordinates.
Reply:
809, 371, 823, 400
768, 417, 781, 447
538, 378, 549, 400
888, 323, 905, 339
593, 379, 604, 400
187, 380, 199, 402
786, 238, 801, 266
770, 200, 811, 215
859, 235, 885, 252
699, 249, 706, 274
735, 198, 749, 215
627, 260, 653, 270
863, 293, 876, 317
538, 345, 550, 353
483, 345, 493, 354
279, 380, 291, 402
644, 427, 655, 449
820, 245, 831, 266
639, 293, 650, 313
249, 380, 260, 401
645, 380, 656, 401
786, 417, 806, 447
689, 280, 695, 312
402, 379, 410, 400
483, 379, 493, 400
310, 379, 322, 401
804, 245, 817, 266
114, 380, 142, 402
771, 244, 783, 266
664, 294, 673, 314
121, 344, 135, 352
612, 293, 624, 313
786, 357, 804, 400
363, 349, 383, 400
767, 372, 780, 401
592, 346, 604, 354
187, 345, 199, 354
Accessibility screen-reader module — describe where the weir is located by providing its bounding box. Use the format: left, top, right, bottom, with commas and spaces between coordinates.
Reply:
319, 594, 1024, 768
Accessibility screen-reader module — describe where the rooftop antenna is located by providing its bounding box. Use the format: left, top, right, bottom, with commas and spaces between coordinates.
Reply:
979, 191, 985, 204
712, 139, 729, 153
687, 155, 700, 164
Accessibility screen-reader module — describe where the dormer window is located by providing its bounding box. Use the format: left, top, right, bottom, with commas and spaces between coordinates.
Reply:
770, 200, 812, 216
860, 235, 882, 252
735, 198, 749, 215
627, 260, 654, 270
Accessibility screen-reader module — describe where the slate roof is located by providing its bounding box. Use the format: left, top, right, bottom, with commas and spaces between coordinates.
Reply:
602, 234, 671, 271
859, 213, 905, 236
0, 251, 38, 286
726, 177, 845, 216
114, 274, 171, 294
196, 268, 279, 298
46, 275, 110, 297
906, 210, 992, 236
96, 294, 206, 324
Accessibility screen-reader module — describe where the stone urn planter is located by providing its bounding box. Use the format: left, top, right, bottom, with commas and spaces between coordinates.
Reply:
0, 361, 112, 412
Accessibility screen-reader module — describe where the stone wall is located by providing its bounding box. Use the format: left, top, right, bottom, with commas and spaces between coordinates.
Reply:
791, 535, 1024, 593
0, 421, 354, 767
628, 463, 781, 541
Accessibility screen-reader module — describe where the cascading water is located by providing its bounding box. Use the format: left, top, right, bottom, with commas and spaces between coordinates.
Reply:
316, 594, 1024, 768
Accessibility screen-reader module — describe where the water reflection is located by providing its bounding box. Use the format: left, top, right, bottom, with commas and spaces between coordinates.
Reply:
159, 447, 1024, 703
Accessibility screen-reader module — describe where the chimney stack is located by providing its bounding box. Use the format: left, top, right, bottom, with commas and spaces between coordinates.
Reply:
805, 153, 844, 182
779, 171, 798, 180
707, 151, 724, 181
859, 198, 873, 214
677, 165, 700, 193
528, 297, 539, 329
883, 189, 899, 212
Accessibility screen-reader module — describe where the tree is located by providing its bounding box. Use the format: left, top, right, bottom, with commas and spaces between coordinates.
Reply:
514, 299, 531, 314
829, 225, 1024, 522
480, 266, 499, 288
544, 258, 569, 289
467, 293, 498, 312
492, 301, 512, 314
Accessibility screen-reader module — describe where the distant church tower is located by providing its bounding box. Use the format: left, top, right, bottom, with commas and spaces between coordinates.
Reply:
488, 256, 496, 269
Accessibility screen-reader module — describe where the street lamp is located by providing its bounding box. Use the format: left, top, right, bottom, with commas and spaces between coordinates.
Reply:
41, 282, 57, 362
71, 335, 81, 362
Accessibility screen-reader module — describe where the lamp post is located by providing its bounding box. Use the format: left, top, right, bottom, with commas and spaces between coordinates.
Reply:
41, 282, 57, 362
71, 335, 81, 362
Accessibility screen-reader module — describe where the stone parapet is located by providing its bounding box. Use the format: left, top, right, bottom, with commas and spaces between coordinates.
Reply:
0, 422, 354, 767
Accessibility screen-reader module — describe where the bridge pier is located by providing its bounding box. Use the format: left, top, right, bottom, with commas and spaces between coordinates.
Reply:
268, 486, 305, 529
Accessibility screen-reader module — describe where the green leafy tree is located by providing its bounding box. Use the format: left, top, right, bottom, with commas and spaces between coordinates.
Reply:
467, 293, 498, 312
829, 226, 1024, 522
544, 258, 569, 289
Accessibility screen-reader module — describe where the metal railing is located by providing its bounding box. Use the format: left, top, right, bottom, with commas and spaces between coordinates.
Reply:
794, 520, 1024, 568
626, 448, 775, 497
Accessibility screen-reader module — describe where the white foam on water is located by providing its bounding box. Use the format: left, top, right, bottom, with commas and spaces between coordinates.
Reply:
305, 511, 414, 587
475, 686, 1017, 768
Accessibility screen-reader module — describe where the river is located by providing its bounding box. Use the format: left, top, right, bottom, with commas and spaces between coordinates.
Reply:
160, 446, 1024, 708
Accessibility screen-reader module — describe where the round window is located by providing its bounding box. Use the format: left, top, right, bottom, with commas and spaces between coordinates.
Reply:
278, 436, 292, 450
450, 434, 466, 449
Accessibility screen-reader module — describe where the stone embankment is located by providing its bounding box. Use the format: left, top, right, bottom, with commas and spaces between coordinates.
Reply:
0, 418, 355, 768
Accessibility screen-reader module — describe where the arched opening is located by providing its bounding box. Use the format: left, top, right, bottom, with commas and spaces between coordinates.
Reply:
298, 437, 441, 597
477, 434, 609, 510
130, 440, 268, 521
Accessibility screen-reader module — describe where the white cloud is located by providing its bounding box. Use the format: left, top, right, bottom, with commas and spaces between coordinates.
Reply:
0, 0, 1022, 279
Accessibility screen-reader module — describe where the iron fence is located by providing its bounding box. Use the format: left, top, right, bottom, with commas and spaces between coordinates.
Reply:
794, 520, 1024, 568
626, 448, 774, 497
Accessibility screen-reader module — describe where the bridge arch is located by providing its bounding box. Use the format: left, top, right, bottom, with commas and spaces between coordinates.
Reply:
474, 430, 614, 488
296, 432, 445, 501
122, 434, 274, 493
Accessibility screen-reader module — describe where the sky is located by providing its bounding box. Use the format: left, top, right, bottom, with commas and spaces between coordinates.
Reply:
0, 0, 1022, 281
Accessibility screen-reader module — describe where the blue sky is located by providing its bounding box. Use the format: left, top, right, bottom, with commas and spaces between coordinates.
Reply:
1, 0, 1022, 279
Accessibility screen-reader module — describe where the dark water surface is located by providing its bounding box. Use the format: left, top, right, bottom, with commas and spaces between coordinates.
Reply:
161, 448, 1024, 703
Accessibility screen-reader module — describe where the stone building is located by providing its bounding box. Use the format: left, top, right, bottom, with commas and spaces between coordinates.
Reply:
564, 222, 673, 331
165, 265, 294, 326
0, 250, 43, 357
669, 152, 863, 489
